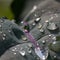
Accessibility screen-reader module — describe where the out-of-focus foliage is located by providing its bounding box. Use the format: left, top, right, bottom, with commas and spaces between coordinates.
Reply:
11, 0, 26, 23
56, 36, 60, 41
49, 41, 60, 53
0, 0, 26, 22
0, 0, 13, 19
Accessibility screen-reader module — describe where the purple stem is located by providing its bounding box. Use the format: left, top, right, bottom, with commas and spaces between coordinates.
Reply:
23, 22, 40, 48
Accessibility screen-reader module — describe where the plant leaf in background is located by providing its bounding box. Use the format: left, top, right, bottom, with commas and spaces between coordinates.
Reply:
0, 0, 13, 19
11, 0, 26, 24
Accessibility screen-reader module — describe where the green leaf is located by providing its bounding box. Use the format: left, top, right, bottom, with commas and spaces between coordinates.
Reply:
0, 0, 13, 19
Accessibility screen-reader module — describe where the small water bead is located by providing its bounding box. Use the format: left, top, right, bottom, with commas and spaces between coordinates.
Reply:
32, 23, 36, 26
2, 37, 6, 40
3, 33, 6, 37
42, 40, 46, 44
19, 50, 26, 56
52, 36, 56, 41
47, 22, 58, 30
45, 20, 49, 23
27, 48, 32, 54
34, 17, 41, 23
12, 49, 16, 52
14, 52, 17, 55
54, 14, 58, 17
28, 43, 33, 48
1, 20, 4, 23
54, 55, 57, 58
53, 41, 56, 45
22, 37, 27, 41
38, 23, 42, 29
39, 29, 44, 33
8, 30, 11, 33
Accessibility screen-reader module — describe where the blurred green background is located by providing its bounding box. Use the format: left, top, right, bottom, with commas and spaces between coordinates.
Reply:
0, 0, 26, 24
0, 0, 13, 19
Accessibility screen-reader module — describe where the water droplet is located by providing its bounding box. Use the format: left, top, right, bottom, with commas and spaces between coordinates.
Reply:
40, 29, 44, 33
36, 18, 41, 22
1, 20, 3, 23
49, 17, 54, 20
14, 48, 17, 50
48, 34, 52, 37
19, 50, 26, 56
45, 20, 49, 23
54, 55, 57, 58
42, 40, 46, 44
12, 49, 15, 52
28, 43, 32, 48
28, 48, 32, 53
53, 41, 56, 44
2, 37, 5, 40
8, 30, 11, 32
54, 14, 58, 17
22, 37, 27, 41
21, 21, 24, 24
31, 5, 37, 13
38, 23, 42, 29
52, 36, 56, 40
34, 14, 37, 17
34, 18, 41, 23
47, 22, 58, 30
14, 52, 17, 55
32, 23, 36, 26
3, 33, 6, 37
